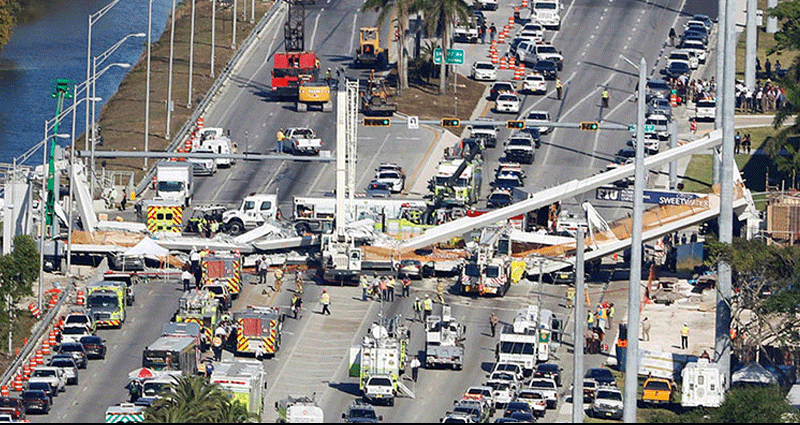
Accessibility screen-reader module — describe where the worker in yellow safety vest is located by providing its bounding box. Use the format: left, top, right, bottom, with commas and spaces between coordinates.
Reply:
681, 323, 689, 349
436, 278, 445, 304
295, 271, 304, 295
556, 78, 563, 100
566, 286, 575, 309
320, 289, 331, 315
601, 88, 609, 107
274, 267, 284, 292
423, 294, 433, 321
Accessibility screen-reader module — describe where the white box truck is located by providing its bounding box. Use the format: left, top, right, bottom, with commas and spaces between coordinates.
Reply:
155, 162, 194, 207
210, 360, 267, 416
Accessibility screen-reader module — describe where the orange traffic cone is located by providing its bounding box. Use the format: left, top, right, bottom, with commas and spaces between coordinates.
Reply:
514, 64, 525, 80
499, 56, 507, 70
27, 303, 40, 319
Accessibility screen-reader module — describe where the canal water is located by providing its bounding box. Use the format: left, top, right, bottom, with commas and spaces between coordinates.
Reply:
0, 0, 174, 165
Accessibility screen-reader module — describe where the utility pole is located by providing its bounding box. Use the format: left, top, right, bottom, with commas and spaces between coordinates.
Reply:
188, 0, 196, 108
623, 56, 646, 423
716, 0, 736, 390
211, 0, 216, 77
572, 227, 585, 423
745, 0, 757, 91
713, 0, 727, 185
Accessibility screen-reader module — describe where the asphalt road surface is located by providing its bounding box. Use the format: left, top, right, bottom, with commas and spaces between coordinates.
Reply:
30, 0, 718, 422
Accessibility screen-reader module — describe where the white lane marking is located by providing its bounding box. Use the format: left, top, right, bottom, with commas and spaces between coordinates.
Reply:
552, 0, 576, 43
589, 92, 635, 169
349, 14, 358, 53
308, 162, 330, 194
357, 133, 392, 189
309, 12, 322, 50
542, 73, 615, 166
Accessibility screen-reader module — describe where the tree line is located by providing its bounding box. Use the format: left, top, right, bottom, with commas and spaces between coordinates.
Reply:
0, 0, 58, 50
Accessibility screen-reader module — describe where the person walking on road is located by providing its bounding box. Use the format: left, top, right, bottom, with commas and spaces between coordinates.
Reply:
608, 303, 615, 330
258, 255, 268, 284
388, 276, 396, 302
480, 21, 487, 44
120, 188, 128, 211
274, 266, 284, 292
212, 332, 224, 361
291, 294, 303, 319
401, 276, 411, 298
669, 27, 676, 47
320, 289, 331, 315
489, 23, 496, 43
601, 87, 609, 108
490, 312, 499, 337
410, 356, 421, 382
276, 129, 286, 153
379, 277, 388, 302
295, 271, 304, 294
413, 297, 423, 322
182, 268, 193, 292
566, 286, 575, 309
436, 278, 445, 304
556, 77, 563, 100
360, 275, 370, 301
642, 317, 651, 341
423, 294, 433, 322
681, 323, 690, 349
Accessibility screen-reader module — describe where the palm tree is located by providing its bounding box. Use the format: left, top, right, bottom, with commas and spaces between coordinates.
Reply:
145, 375, 257, 423
769, 73, 800, 166
363, 0, 413, 90
416, 0, 471, 94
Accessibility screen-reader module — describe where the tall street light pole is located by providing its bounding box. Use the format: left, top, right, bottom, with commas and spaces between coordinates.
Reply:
188, 0, 196, 108
86, 0, 124, 155
571, 226, 585, 423
91, 32, 144, 166
211, 0, 216, 77
619, 54, 646, 423
89, 62, 132, 197
232, 0, 237, 48
166, 0, 176, 139
717, 0, 736, 390
145, 0, 153, 170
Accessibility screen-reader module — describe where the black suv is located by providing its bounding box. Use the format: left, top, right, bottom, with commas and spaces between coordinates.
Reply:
533, 60, 558, 80
342, 400, 382, 423
489, 81, 515, 101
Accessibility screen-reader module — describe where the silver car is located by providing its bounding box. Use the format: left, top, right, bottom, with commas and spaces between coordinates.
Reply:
47, 356, 79, 386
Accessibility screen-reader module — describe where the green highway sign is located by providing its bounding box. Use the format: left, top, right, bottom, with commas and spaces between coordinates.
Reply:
630, 124, 656, 132
433, 48, 465, 65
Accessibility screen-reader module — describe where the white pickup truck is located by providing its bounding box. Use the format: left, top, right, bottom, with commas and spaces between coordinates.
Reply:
283, 127, 322, 156
474, 0, 497, 10
454, 17, 479, 43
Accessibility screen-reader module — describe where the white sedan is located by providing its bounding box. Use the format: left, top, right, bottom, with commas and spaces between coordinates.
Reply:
522, 72, 547, 94
471, 61, 498, 81
495, 93, 522, 114
374, 170, 404, 193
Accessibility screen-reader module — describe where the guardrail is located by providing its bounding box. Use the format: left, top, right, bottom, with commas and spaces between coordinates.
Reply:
134, 0, 285, 196
0, 284, 73, 390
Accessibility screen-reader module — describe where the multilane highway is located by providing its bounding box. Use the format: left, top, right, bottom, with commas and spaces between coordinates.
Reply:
35, 0, 718, 422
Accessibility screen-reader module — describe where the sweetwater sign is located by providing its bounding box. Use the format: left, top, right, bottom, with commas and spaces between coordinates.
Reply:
596, 187, 710, 208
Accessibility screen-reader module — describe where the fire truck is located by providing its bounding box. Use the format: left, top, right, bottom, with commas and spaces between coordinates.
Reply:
201, 251, 243, 299
270, 52, 319, 98
233, 306, 284, 359
173, 289, 221, 344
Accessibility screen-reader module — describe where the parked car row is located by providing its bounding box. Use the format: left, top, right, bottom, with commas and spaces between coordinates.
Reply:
13, 308, 108, 416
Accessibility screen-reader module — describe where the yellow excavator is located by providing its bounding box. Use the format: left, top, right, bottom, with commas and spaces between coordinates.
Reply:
354, 27, 388, 68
